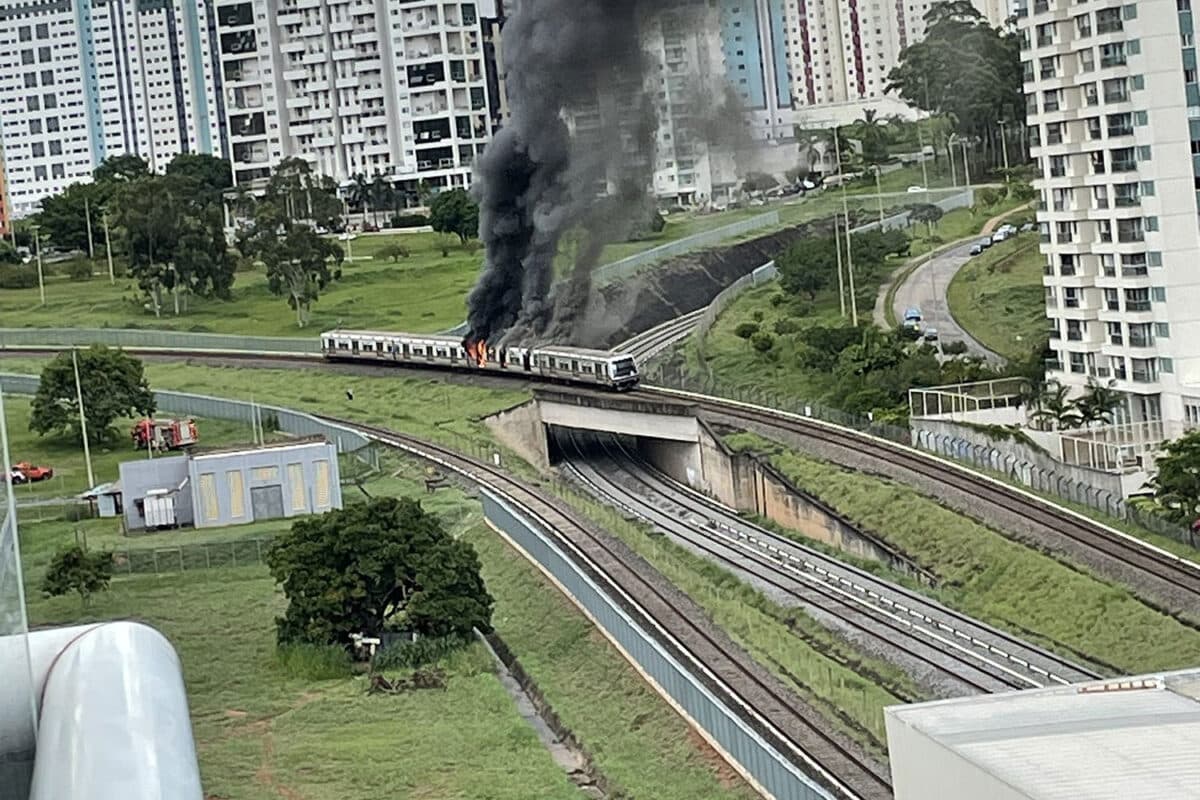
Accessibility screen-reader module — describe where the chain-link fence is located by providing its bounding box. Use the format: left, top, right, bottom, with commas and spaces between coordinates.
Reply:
112, 538, 274, 574
0, 328, 318, 354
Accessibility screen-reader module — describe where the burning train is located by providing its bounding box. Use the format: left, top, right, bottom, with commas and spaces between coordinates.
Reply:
320, 330, 640, 391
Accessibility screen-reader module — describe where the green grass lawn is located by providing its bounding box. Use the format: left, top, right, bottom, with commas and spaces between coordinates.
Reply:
19, 457, 755, 799
724, 432, 1200, 673
2, 395, 262, 501
946, 232, 1045, 361
2, 231, 480, 336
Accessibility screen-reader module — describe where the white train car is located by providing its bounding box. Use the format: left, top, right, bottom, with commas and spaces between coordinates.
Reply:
320, 330, 639, 391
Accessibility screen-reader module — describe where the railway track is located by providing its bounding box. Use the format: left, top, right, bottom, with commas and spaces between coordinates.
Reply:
316, 414, 894, 800
616, 308, 706, 363
656, 391, 1200, 620
556, 429, 1103, 700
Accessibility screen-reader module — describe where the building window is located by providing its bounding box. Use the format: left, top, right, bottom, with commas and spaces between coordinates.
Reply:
228, 470, 246, 519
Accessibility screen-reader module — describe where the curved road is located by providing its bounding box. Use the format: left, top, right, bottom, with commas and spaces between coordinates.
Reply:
890, 241, 1003, 365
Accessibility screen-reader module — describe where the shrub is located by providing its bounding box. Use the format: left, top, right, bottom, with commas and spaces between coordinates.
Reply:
942, 340, 970, 355
773, 317, 802, 336
389, 213, 430, 228
769, 292, 788, 307
373, 634, 473, 670
375, 243, 411, 262
976, 187, 1003, 207
751, 310, 765, 322
750, 331, 776, 353
276, 643, 352, 680
42, 543, 113, 609
67, 260, 93, 282
0, 266, 39, 290
734, 321, 760, 340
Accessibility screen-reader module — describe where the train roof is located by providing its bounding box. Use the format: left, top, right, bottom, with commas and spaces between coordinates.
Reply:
322, 329, 463, 344
322, 330, 633, 360
533, 345, 633, 361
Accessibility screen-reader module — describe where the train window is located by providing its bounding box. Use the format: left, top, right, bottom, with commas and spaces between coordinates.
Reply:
582, 363, 594, 373
337, 342, 349, 350
377, 341, 384, 352
571, 360, 579, 371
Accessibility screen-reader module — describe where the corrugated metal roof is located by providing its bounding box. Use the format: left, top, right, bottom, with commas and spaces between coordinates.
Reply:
889, 670, 1200, 799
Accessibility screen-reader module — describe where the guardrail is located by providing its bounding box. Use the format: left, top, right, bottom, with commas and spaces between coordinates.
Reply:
480, 488, 836, 800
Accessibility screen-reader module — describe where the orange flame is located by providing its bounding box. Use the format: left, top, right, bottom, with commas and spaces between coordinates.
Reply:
465, 339, 488, 367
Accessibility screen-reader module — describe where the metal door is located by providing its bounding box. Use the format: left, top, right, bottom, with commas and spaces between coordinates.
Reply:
250, 485, 285, 521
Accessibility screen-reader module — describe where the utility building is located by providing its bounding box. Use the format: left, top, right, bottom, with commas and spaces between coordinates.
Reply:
886, 670, 1200, 799
118, 437, 341, 532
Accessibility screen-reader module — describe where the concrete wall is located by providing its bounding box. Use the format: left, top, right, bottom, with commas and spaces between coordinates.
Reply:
540, 401, 701, 442
119, 456, 191, 532
484, 400, 550, 470
189, 442, 341, 529
639, 437, 704, 490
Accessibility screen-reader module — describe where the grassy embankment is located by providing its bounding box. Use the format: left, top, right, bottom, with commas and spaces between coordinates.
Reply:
945, 231, 1045, 362
724, 432, 1200, 673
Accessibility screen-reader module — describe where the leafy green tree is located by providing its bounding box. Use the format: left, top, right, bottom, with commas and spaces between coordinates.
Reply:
0, 240, 21, 265
113, 174, 236, 315
36, 182, 108, 253
778, 237, 836, 300
93, 154, 150, 186
1150, 431, 1200, 523
908, 203, 944, 234
164, 153, 233, 201
880, 227, 912, 257
30, 346, 155, 443
266, 497, 493, 647
428, 188, 480, 243
348, 172, 371, 224
370, 173, 395, 225
886, 2, 1024, 170
42, 542, 114, 610
1027, 380, 1081, 431
850, 109, 890, 167
976, 186, 1004, 208
237, 202, 345, 327
741, 172, 779, 193
264, 157, 343, 229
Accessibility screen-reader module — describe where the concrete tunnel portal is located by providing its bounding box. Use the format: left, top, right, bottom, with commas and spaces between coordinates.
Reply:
485, 388, 721, 493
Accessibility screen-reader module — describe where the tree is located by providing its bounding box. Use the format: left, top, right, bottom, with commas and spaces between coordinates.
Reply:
850, 109, 890, 167
886, 2, 1024, 172
1075, 378, 1122, 427
93, 154, 150, 186
42, 542, 114, 610
0, 240, 21, 265
113, 174, 236, 316
164, 153, 233, 201
264, 157, 343, 229
1150, 430, 1200, 523
266, 497, 493, 648
785, 164, 810, 184
751, 331, 776, 353
1027, 380, 1081, 431
30, 346, 155, 443
429, 188, 480, 243
741, 172, 779, 193
237, 202, 345, 327
370, 174, 394, 226
908, 203, 944, 234
36, 181, 108, 253
778, 237, 836, 300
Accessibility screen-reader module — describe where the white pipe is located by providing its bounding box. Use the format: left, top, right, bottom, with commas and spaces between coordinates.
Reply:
0, 622, 202, 800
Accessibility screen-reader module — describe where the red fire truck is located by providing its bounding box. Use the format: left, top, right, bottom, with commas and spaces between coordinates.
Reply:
131, 418, 199, 452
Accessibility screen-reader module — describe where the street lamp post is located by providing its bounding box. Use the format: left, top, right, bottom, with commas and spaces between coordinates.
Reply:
31, 224, 44, 306
998, 120, 1011, 173
961, 137, 971, 187
874, 165, 885, 225
947, 135, 958, 188
102, 212, 114, 284
84, 195, 95, 260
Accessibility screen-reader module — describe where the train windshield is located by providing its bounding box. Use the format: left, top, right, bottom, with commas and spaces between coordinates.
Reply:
610, 358, 637, 378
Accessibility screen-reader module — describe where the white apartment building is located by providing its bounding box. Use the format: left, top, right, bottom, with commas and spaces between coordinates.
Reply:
781, 0, 1010, 114
0, 0, 225, 218
216, 0, 502, 197
1022, 0, 1200, 429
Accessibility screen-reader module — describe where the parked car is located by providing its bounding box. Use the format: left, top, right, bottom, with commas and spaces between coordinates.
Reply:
5, 468, 26, 485
11, 462, 53, 482
1019, 222, 1036, 232
991, 231, 1009, 244
906, 185, 926, 193
978, 238, 993, 249
969, 242, 984, 255
903, 307, 922, 322
922, 328, 940, 342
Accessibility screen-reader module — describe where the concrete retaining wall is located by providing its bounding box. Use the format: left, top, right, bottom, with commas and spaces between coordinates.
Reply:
485, 400, 550, 470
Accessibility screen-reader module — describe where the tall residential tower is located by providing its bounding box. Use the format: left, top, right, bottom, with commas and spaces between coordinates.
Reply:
1022, 0, 1200, 428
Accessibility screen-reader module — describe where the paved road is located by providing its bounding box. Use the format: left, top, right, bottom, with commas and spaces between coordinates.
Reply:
891, 240, 1004, 365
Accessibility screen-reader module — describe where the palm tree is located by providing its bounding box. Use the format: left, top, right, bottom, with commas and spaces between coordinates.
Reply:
348, 173, 370, 226
852, 109, 890, 167
369, 173, 393, 227
1027, 381, 1081, 431
1075, 378, 1122, 427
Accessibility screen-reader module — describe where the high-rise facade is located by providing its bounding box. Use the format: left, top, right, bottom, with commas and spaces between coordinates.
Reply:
216, 0, 502, 195
1022, 0, 1200, 429
0, 0, 225, 218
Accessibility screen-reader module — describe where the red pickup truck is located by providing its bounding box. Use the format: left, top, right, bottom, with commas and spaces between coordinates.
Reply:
12, 462, 54, 483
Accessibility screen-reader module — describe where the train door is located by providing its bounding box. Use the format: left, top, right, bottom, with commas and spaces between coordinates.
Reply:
499, 349, 507, 369
522, 351, 532, 371
401, 342, 411, 360
351, 339, 360, 354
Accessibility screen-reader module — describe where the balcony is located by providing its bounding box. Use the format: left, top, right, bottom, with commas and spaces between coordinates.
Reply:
1100, 53, 1126, 69
1114, 195, 1140, 207
1111, 159, 1136, 172
1044, 97, 1061, 112
1127, 300, 1152, 312
1096, 18, 1124, 35
1038, 33, 1056, 47
1129, 334, 1154, 348
1122, 266, 1148, 277
1131, 368, 1157, 383
1108, 124, 1133, 137
1104, 89, 1129, 104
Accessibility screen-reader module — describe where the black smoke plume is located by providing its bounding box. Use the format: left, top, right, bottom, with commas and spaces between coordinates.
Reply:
464, 0, 659, 347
